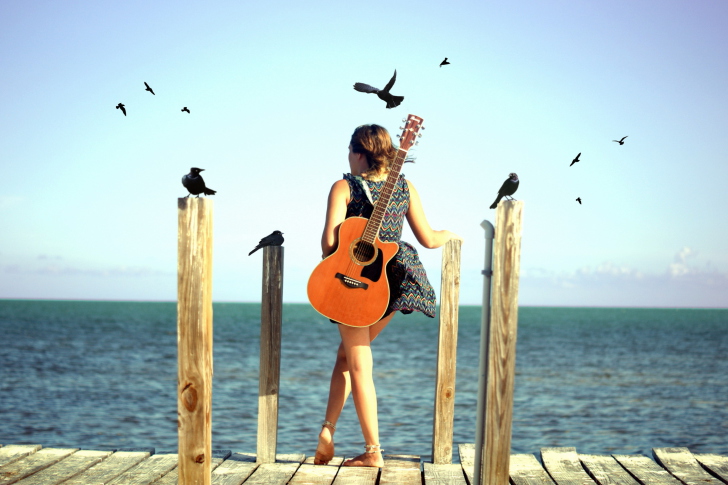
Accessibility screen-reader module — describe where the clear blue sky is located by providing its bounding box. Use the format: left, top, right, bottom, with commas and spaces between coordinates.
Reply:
1, 0, 726, 307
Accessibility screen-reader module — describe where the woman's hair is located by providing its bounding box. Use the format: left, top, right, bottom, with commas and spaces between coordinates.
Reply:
350, 124, 398, 179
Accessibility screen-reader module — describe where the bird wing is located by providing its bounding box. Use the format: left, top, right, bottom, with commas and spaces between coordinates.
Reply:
144, 82, 150, 89
622, 136, 628, 142
576, 152, 581, 159
382, 70, 397, 92
353, 83, 379, 93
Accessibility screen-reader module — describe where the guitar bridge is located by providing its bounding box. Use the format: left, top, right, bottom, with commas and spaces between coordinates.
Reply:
335, 273, 369, 289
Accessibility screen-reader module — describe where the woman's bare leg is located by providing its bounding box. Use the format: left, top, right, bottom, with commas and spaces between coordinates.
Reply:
315, 313, 395, 466
339, 313, 395, 467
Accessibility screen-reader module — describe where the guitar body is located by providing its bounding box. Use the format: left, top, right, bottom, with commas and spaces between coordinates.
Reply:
307, 217, 400, 327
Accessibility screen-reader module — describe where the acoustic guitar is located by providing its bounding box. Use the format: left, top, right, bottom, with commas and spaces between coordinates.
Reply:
307, 114, 424, 327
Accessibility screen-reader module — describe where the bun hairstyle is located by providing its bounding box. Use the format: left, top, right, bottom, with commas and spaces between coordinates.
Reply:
350, 124, 398, 180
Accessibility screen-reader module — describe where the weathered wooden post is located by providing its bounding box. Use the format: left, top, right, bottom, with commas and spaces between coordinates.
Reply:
256, 245, 284, 464
474, 200, 524, 485
432, 238, 462, 464
177, 197, 214, 485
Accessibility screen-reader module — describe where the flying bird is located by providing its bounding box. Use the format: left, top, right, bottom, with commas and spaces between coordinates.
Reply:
576, 197, 582, 205
613, 136, 628, 145
144, 82, 155, 95
489, 173, 519, 209
249, 230, 284, 255
353, 70, 404, 109
182, 107, 190, 113
440, 57, 450, 67
182, 167, 216, 197
116, 103, 126, 116
570, 152, 581, 166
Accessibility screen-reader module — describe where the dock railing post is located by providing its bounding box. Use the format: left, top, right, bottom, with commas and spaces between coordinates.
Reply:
432, 238, 462, 464
474, 200, 523, 485
177, 197, 214, 485
256, 245, 284, 464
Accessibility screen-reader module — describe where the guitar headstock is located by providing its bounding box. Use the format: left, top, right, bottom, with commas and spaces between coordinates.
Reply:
396, 114, 424, 149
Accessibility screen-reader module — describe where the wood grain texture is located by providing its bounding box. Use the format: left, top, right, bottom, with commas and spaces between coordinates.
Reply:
510, 454, 557, 485
694, 454, 728, 483
380, 454, 422, 484
578, 454, 640, 485
458, 443, 475, 484
479, 200, 523, 485
0, 448, 76, 485
652, 448, 724, 485
0, 446, 42, 469
257, 246, 284, 464
13, 450, 111, 485
540, 447, 596, 485
611, 454, 683, 485
288, 457, 342, 485
61, 451, 150, 485
243, 461, 303, 485
177, 197, 214, 485
331, 465, 380, 485
432, 239, 462, 464
106, 453, 178, 485
210, 453, 258, 485
423, 463, 468, 485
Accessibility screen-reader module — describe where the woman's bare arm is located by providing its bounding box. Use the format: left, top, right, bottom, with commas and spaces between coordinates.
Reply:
405, 180, 461, 249
321, 179, 350, 257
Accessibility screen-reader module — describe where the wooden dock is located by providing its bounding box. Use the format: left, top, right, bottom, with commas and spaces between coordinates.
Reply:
1, 443, 726, 485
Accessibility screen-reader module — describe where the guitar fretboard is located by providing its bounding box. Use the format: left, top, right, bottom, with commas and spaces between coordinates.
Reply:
361, 148, 408, 245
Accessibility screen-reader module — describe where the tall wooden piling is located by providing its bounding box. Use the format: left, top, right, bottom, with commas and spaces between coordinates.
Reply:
432, 238, 462, 464
476, 200, 523, 485
257, 245, 284, 464
177, 197, 214, 485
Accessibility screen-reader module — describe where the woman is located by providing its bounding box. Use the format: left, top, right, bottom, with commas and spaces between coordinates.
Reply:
314, 124, 461, 467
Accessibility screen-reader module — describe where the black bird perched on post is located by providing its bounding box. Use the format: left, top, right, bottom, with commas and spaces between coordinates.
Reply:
570, 152, 581, 166
182, 167, 216, 197
181, 107, 190, 113
116, 103, 126, 116
613, 136, 628, 145
440, 57, 450, 67
353, 70, 404, 109
144, 82, 155, 95
576, 197, 582, 204
489, 173, 519, 209
249, 231, 284, 255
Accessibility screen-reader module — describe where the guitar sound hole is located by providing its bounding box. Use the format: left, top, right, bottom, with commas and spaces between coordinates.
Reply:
351, 240, 376, 264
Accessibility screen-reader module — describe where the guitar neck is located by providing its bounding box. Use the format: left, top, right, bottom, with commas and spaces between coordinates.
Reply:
361, 147, 408, 244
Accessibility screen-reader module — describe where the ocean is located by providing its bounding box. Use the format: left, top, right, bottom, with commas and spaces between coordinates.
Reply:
0, 300, 726, 460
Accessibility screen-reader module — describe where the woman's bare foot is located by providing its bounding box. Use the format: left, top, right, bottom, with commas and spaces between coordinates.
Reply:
314, 426, 335, 465
343, 448, 383, 467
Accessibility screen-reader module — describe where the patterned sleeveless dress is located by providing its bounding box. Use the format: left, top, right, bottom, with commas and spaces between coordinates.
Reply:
342, 173, 436, 319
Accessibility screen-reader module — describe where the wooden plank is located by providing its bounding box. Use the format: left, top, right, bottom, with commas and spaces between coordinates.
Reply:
423, 463, 468, 485
257, 245, 284, 464
211, 452, 258, 485
380, 454, 421, 484
288, 456, 344, 484
479, 200, 523, 485
540, 447, 595, 485
0, 446, 42, 469
0, 448, 77, 485
331, 465, 379, 485
14, 450, 111, 485
694, 454, 728, 483
106, 453, 178, 485
243, 461, 303, 485
62, 451, 150, 485
612, 454, 683, 485
653, 448, 723, 485
458, 443, 475, 485
432, 239, 462, 464
510, 453, 556, 485
177, 196, 214, 485
152, 452, 230, 485
578, 454, 640, 485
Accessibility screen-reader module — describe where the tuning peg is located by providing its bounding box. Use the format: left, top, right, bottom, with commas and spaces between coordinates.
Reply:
402, 118, 407, 122
417, 133, 422, 138
415, 141, 419, 145
399, 126, 404, 130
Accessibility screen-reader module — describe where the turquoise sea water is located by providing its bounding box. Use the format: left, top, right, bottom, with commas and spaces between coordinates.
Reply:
0, 300, 726, 459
